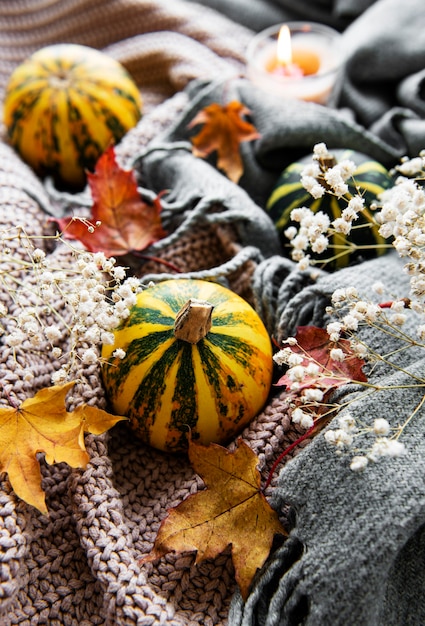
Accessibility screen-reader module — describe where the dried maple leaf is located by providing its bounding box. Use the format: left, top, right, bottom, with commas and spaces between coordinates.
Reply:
276, 325, 367, 394
188, 101, 260, 183
0, 382, 126, 513
142, 438, 286, 600
55, 145, 166, 257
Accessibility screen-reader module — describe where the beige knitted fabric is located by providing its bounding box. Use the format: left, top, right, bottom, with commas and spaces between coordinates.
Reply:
0, 2, 305, 624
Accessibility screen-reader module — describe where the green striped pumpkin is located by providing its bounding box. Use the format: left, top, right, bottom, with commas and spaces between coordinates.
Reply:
3, 44, 142, 189
266, 149, 394, 270
101, 279, 273, 453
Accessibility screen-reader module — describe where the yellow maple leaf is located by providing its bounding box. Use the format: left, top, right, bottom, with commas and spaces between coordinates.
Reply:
188, 100, 260, 183
142, 438, 286, 600
0, 382, 126, 513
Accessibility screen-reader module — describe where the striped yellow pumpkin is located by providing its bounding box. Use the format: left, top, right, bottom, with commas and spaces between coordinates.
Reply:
266, 149, 394, 270
101, 279, 273, 453
3, 44, 142, 189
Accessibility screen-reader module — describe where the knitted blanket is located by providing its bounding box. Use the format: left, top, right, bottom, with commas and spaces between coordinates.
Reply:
1, 1, 425, 625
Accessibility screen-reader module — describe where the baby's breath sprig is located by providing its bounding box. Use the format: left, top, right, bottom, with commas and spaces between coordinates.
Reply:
0, 225, 142, 396
276, 146, 425, 470
285, 142, 393, 270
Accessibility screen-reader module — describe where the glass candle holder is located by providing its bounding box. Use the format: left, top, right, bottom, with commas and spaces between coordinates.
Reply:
246, 22, 344, 105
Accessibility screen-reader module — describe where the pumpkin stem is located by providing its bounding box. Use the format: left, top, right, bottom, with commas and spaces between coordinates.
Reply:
174, 299, 214, 344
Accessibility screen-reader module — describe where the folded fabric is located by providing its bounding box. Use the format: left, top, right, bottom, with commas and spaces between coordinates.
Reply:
230, 254, 425, 625
337, 0, 425, 149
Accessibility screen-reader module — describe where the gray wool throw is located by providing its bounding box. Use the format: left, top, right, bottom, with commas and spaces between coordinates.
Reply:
230, 254, 425, 626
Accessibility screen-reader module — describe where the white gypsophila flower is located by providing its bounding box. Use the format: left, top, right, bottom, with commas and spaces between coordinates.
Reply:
327, 321, 343, 342
6, 329, 26, 347
324, 428, 353, 449
347, 195, 365, 214
32, 248, 46, 263
330, 347, 345, 362
305, 362, 320, 376
291, 207, 311, 223
112, 348, 126, 359
341, 205, 359, 223
52, 347, 62, 359
307, 181, 326, 199
273, 347, 294, 366
284, 226, 297, 240
297, 256, 311, 270
337, 159, 357, 182
332, 217, 352, 235
396, 156, 424, 176
292, 234, 309, 251
287, 365, 306, 382
345, 286, 359, 299
83, 326, 101, 343
51, 367, 68, 385
301, 162, 321, 178
350, 455, 369, 471
417, 325, 425, 341
291, 407, 314, 429
287, 352, 304, 367
292, 249, 305, 262
342, 314, 359, 331
390, 299, 407, 312
311, 235, 329, 254
373, 418, 391, 436
338, 413, 356, 432
44, 325, 63, 343
324, 167, 349, 197
313, 142, 331, 159
81, 348, 98, 365
331, 288, 347, 304
100, 331, 115, 345
392, 313, 407, 326
372, 281, 385, 295
302, 388, 324, 403
369, 438, 406, 460
351, 340, 369, 358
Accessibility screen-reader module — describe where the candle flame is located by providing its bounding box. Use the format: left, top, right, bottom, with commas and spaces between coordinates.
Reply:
277, 25, 292, 66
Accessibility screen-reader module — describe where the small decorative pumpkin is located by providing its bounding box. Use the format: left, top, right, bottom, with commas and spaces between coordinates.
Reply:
3, 43, 142, 189
266, 149, 394, 270
101, 279, 273, 453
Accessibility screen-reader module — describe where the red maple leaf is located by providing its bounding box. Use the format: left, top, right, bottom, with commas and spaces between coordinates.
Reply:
55, 146, 166, 257
276, 325, 367, 394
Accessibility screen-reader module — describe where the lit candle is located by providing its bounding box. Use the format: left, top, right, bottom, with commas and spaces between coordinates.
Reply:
246, 22, 344, 104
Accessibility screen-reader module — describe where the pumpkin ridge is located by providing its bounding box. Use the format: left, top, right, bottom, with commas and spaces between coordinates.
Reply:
163, 342, 199, 450
103, 329, 174, 394
129, 340, 183, 437
120, 306, 175, 328
197, 339, 251, 432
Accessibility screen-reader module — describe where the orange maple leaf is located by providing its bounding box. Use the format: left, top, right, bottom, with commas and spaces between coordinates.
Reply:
142, 438, 286, 600
188, 101, 260, 183
0, 382, 126, 513
55, 145, 166, 257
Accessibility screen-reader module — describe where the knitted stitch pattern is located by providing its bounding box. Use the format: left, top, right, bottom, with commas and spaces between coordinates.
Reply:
0, 2, 303, 624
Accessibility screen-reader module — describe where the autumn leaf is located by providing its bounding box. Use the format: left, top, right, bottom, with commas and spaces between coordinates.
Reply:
55, 145, 166, 257
0, 382, 126, 513
276, 325, 367, 394
142, 438, 286, 600
188, 101, 260, 183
